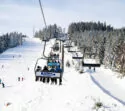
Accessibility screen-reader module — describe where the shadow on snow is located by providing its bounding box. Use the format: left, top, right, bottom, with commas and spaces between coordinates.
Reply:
90, 74, 125, 106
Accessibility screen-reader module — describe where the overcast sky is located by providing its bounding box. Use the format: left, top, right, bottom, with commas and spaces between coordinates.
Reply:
0, 0, 125, 37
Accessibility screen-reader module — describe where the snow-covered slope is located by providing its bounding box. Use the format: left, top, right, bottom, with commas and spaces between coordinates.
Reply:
0, 38, 125, 111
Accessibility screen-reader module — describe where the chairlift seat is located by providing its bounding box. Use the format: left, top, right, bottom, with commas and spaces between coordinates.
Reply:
36, 71, 61, 78
82, 63, 100, 67
47, 62, 60, 66
68, 50, 81, 52
42, 39, 49, 42
64, 45, 73, 48
72, 57, 83, 59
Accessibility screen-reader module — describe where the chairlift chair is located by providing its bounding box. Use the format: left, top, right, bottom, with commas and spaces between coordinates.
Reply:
35, 57, 63, 85
72, 57, 83, 59
64, 45, 73, 48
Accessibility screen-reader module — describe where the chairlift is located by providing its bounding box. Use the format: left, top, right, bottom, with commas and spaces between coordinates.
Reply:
82, 63, 100, 67
35, 57, 63, 85
42, 39, 49, 42
34, 40, 63, 85
82, 55, 101, 71
72, 57, 83, 59
82, 61, 100, 71
68, 50, 81, 53
49, 53, 59, 59
35, 0, 64, 85
64, 45, 73, 48
56, 36, 69, 42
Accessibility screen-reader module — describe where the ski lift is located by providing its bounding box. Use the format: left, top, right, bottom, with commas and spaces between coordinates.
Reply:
34, 40, 63, 85
42, 39, 49, 42
68, 50, 81, 53
64, 39, 73, 48
82, 59, 100, 71
34, 57, 63, 85
82, 62, 100, 67
72, 52, 83, 59
49, 53, 59, 60
64, 45, 73, 48
72, 57, 83, 59
82, 52, 101, 70
34, 0, 64, 85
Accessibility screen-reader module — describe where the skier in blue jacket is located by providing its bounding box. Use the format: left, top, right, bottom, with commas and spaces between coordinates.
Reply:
55, 66, 63, 73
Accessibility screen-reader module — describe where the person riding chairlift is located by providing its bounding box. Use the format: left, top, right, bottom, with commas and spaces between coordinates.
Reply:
36, 66, 41, 71
42, 66, 49, 72
57, 54, 59, 57
55, 66, 62, 73
49, 66, 55, 72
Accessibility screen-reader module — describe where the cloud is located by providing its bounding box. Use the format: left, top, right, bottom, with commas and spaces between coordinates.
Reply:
0, 0, 125, 37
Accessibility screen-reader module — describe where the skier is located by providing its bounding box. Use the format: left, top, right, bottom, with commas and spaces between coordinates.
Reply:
50, 66, 55, 72
0, 78, 1, 84
42, 66, 48, 72
66, 61, 70, 67
36, 66, 41, 72
2, 82, 5, 88
22, 77, 24, 81
55, 66, 62, 73
1, 65, 4, 68
18, 77, 20, 81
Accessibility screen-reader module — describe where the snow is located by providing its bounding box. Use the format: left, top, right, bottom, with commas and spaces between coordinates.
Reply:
84, 59, 100, 64
0, 37, 125, 111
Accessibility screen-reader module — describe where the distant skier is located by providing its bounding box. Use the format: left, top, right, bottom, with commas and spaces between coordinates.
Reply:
2, 82, 5, 88
18, 77, 20, 81
36, 66, 41, 72
22, 77, 24, 81
0, 78, 1, 84
1, 65, 4, 68
27, 67, 30, 71
66, 60, 70, 67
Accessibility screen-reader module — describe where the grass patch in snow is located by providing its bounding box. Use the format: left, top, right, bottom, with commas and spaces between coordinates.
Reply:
79, 69, 84, 74
92, 98, 103, 111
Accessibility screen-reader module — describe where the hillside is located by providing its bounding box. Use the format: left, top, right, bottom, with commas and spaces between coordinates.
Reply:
0, 37, 125, 111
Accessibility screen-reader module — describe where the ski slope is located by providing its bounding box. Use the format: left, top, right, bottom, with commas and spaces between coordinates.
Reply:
0, 37, 125, 111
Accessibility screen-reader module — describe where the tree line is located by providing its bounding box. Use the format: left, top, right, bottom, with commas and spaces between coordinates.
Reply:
68, 21, 113, 34
68, 21, 125, 76
34, 24, 63, 40
0, 32, 26, 53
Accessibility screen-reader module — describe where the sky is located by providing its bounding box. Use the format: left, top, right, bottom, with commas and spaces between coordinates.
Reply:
0, 0, 125, 37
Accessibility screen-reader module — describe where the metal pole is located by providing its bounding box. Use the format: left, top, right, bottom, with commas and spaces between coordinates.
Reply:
62, 43, 64, 72
60, 40, 61, 53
